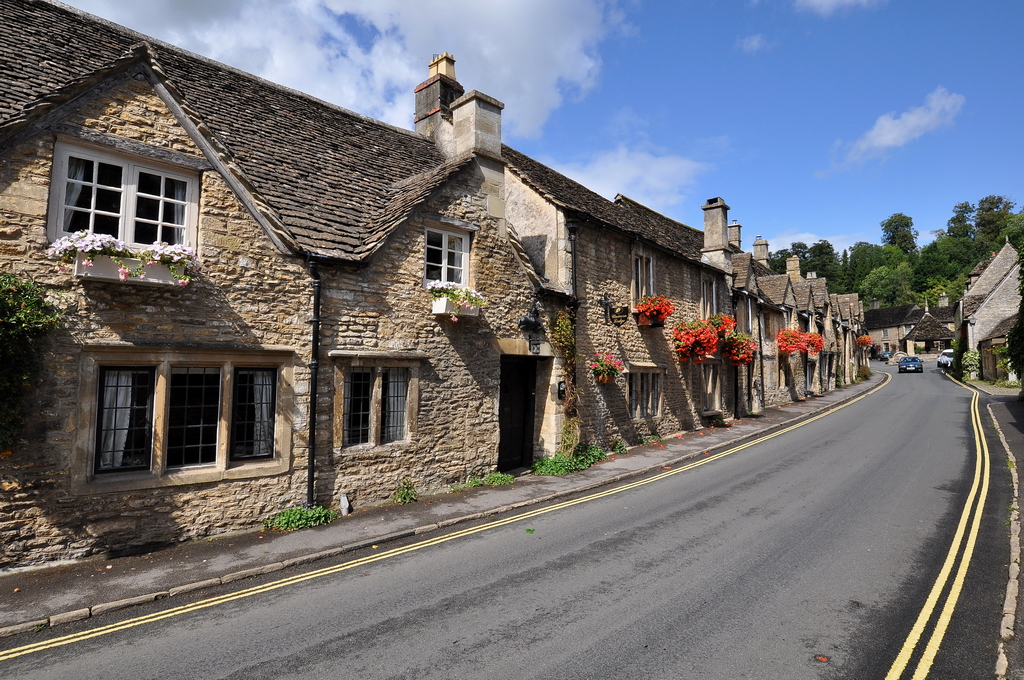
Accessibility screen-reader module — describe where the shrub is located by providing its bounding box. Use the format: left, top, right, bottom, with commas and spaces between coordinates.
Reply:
263, 504, 338, 531
0, 273, 63, 454
611, 437, 628, 455
531, 443, 607, 476
857, 365, 871, 381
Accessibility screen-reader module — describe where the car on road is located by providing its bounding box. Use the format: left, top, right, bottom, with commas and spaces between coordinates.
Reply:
937, 349, 954, 369
898, 356, 924, 373
878, 351, 892, 361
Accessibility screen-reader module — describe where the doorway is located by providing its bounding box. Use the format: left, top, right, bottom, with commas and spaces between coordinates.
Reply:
497, 356, 537, 471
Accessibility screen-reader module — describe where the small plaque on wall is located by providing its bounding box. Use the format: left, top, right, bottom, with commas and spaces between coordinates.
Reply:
608, 305, 631, 326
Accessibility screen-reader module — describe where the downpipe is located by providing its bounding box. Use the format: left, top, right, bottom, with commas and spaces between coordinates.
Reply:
307, 256, 322, 506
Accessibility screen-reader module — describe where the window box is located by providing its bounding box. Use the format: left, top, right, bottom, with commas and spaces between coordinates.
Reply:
74, 252, 180, 286
431, 296, 480, 318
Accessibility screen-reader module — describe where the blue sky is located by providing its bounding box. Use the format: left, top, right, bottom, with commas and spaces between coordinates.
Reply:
63, 0, 1022, 255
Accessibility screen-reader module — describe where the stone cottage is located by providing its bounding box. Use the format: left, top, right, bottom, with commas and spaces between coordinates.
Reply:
957, 240, 1020, 379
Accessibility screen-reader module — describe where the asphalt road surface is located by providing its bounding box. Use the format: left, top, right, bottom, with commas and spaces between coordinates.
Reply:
0, 363, 1010, 679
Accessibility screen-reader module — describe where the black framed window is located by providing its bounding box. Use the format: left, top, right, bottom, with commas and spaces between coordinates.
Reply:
343, 368, 373, 446
381, 368, 409, 443
166, 367, 220, 468
231, 368, 277, 460
627, 372, 661, 419
96, 367, 155, 473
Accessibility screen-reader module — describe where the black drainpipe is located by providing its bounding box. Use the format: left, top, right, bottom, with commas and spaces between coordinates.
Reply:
307, 256, 322, 506
565, 216, 581, 302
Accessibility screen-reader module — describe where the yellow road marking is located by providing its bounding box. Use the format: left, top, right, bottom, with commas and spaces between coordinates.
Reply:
885, 374, 991, 680
0, 374, 891, 662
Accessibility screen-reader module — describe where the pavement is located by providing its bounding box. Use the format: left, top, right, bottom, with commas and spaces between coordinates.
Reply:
0, 364, 1020, 658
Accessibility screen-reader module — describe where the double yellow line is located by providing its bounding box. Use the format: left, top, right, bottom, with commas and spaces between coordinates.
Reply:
884, 376, 991, 679
0, 375, 891, 662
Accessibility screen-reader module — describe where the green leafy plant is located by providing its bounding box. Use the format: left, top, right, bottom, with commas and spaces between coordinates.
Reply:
262, 503, 338, 531
391, 478, 419, 504
531, 443, 607, 476
482, 472, 515, 486
857, 365, 872, 381
611, 437, 628, 455
962, 349, 981, 376
0, 273, 63, 455
450, 476, 485, 492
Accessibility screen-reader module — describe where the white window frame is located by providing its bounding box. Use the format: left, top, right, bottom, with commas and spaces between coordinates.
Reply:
48, 142, 199, 247
882, 328, 890, 339
71, 348, 293, 495
423, 226, 470, 287
627, 370, 662, 419
632, 253, 655, 303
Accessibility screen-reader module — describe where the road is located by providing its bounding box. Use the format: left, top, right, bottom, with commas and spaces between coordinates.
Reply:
0, 363, 1011, 679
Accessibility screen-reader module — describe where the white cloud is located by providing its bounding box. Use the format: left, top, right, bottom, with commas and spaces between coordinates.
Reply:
551, 146, 710, 216
736, 34, 772, 55
793, 0, 887, 17
63, 0, 622, 137
842, 87, 965, 166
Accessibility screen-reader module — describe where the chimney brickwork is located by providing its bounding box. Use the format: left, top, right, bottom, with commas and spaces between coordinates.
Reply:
786, 255, 801, 283
701, 197, 732, 273
752, 235, 769, 266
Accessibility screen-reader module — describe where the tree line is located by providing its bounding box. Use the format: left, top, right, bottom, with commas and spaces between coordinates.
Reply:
767, 195, 1023, 308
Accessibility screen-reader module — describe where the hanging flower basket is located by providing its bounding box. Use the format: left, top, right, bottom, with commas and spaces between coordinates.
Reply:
777, 328, 809, 355
428, 282, 486, 322
720, 331, 758, 366
806, 332, 824, 355
855, 335, 874, 348
673, 319, 719, 363
589, 353, 624, 382
636, 295, 676, 327
708, 314, 737, 337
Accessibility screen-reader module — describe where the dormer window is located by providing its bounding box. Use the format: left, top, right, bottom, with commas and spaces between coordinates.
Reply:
48, 142, 197, 247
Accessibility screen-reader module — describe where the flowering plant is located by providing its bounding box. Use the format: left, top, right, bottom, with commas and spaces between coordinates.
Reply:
635, 295, 675, 318
708, 314, 737, 335
47, 231, 200, 286
427, 281, 487, 321
589, 353, 625, 378
720, 331, 758, 365
805, 332, 824, 355
855, 335, 874, 348
777, 328, 809, 355
672, 319, 719, 363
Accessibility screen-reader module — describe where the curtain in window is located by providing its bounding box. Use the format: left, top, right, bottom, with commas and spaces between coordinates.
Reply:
251, 369, 274, 457
62, 156, 88, 232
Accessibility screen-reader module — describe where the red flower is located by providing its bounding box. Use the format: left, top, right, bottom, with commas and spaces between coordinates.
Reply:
672, 319, 719, 363
720, 331, 758, 365
635, 295, 676, 317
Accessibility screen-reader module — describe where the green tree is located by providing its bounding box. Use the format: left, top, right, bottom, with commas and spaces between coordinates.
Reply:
803, 240, 843, 287
975, 195, 1017, 245
880, 213, 918, 255
846, 242, 906, 295
767, 241, 809, 275
859, 261, 915, 306
944, 201, 976, 239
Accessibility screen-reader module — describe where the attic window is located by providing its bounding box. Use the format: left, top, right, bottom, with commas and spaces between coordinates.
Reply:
423, 227, 469, 286
48, 142, 197, 248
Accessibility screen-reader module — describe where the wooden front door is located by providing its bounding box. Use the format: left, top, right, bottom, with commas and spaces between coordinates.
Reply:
497, 356, 537, 471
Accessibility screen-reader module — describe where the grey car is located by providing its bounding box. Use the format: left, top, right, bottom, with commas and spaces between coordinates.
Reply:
898, 356, 924, 373
937, 349, 954, 368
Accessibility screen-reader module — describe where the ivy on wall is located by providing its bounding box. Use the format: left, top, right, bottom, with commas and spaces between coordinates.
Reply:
0, 273, 62, 455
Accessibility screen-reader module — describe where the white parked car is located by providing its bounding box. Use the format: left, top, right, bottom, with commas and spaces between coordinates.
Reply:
937, 349, 954, 369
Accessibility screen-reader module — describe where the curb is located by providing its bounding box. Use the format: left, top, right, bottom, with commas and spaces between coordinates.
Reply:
990, 403, 1020, 679
0, 378, 881, 640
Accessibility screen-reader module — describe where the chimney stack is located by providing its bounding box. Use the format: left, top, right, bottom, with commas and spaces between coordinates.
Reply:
871, 298, 880, 310
414, 53, 464, 143
786, 255, 801, 283
728, 220, 742, 249
701, 197, 732, 272
752, 235, 769, 266
938, 291, 949, 307
452, 89, 504, 160
807, 272, 817, 279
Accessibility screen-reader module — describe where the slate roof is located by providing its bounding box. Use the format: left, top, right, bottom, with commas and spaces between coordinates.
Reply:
758, 275, 792, 307
501, 146, 707, 262
904, 313, 956, 342
981, 315, 1018, 343
863, 304, 922, 331
930, 304, 957, 325
2, 0, 456, 261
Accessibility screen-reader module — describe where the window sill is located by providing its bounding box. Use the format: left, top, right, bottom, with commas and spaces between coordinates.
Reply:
72, 457, 290, 495
74, 253, 185, 287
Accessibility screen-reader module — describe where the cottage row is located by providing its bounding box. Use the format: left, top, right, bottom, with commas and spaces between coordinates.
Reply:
0, 0, 869, 568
